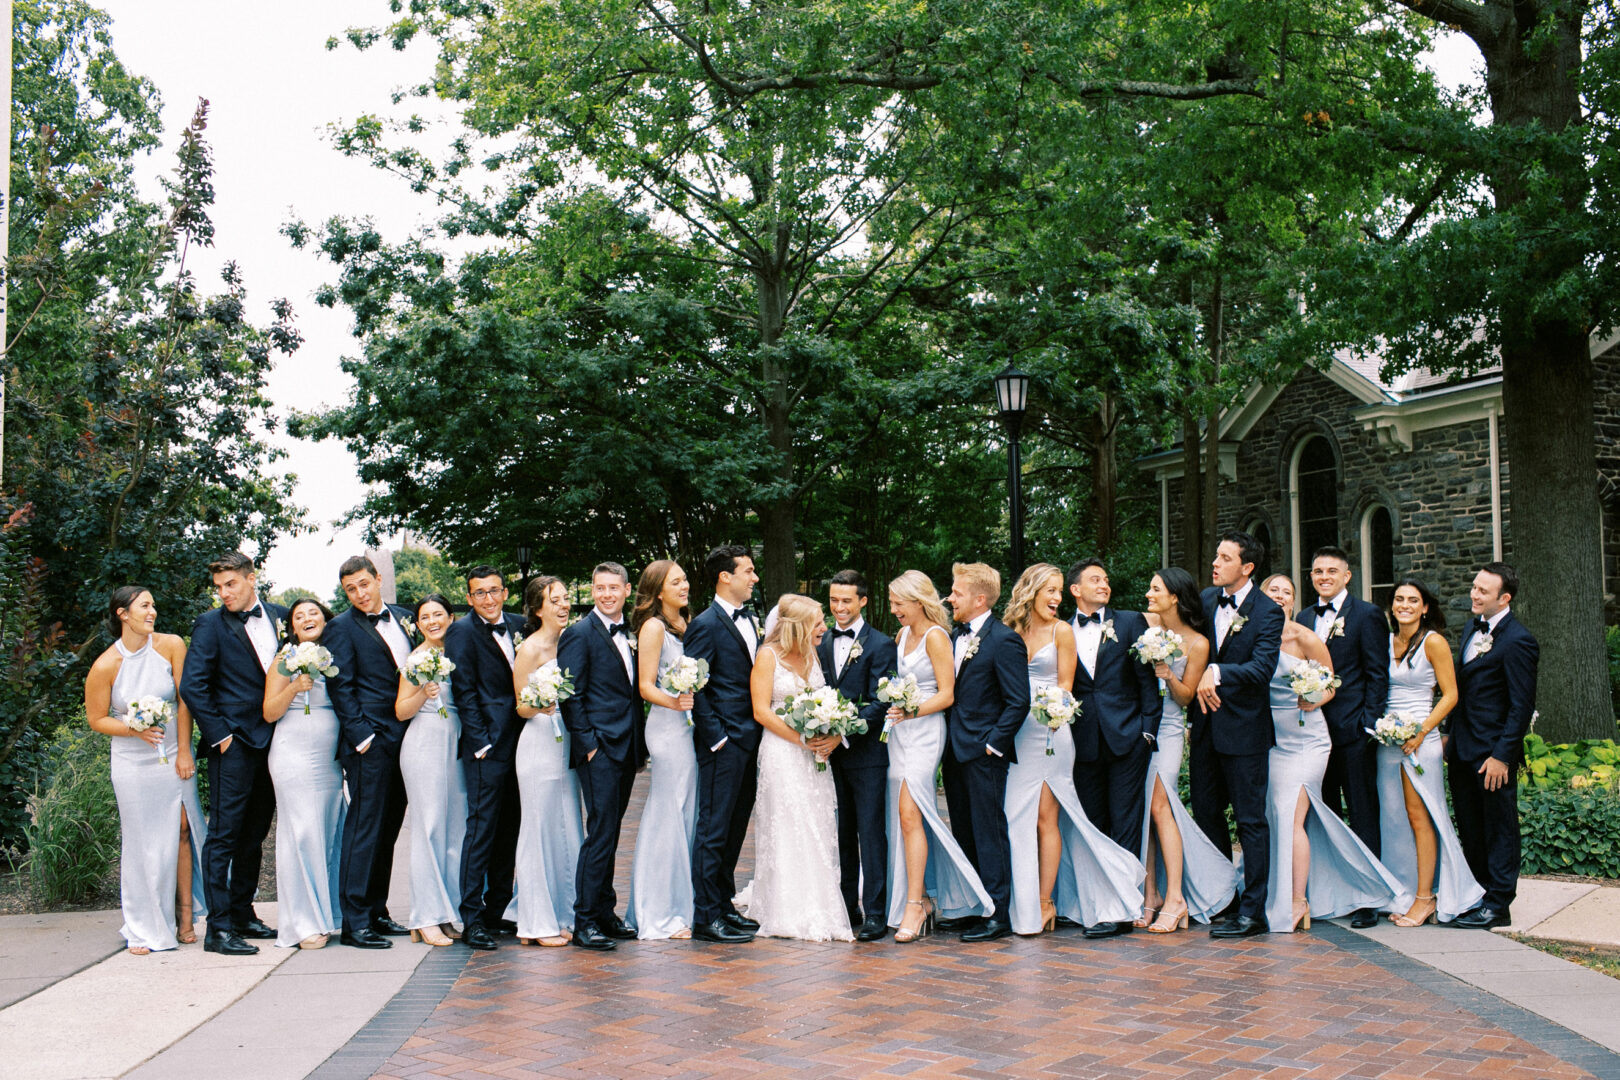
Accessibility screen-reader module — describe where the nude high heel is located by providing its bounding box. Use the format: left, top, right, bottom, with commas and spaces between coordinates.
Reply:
1392, 895, 1437, 927
1040, 898, 1057, 933
1290, 896, 1311, 932
895, 898, 934, 943
1148, 900, 1189, 934
411, 925, 453, 947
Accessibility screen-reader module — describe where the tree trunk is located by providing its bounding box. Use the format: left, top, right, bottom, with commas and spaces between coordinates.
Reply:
756, 267, 798, 605
1091, 391, 1118, 552
1181, 408, 1203, 572
1203, 272, 1223, 565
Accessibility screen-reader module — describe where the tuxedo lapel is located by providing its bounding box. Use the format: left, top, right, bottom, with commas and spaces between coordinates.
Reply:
717, 606, 751, 655
589, 612, 633, 687
816, 635, 837, 684
1216, 591, 1256, 661
226, 608, 267, 672
355, 609, 394, 663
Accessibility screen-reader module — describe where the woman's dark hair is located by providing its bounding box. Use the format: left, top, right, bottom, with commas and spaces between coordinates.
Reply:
285, 597, 335, 646
1154, 567, 1208, 638
631, 560, 690, 637
521, 575, 564, 636
107, 585, 151, 639
411, 593, 455, 640
1390, 577, 1446, 640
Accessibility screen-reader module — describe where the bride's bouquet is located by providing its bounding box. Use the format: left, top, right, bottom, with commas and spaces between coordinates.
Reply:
874, 673, 923, 742
1130, 626, 1186, 696
126, 695, 175, 764
519, 661, 576, 740
658, 656, 710, 727
776, 686, 866, 771
275, 642, 339, 714
403, 648, 457, 719
1031, 685, 1079, 755
1368, 711, 1427, 775
1286, 660, 1341, 723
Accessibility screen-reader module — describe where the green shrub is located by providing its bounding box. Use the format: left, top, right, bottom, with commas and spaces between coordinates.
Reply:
1607, 625, 1620, 715
1519, 784, 1620, 878
25, 717, 120, 906
1520, 734, 1619, 791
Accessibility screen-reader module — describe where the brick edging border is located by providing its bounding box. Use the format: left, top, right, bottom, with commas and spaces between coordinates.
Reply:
304, 944, 472, 1080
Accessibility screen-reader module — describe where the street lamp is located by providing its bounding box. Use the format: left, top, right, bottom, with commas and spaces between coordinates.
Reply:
515, 544, 533, 604
994, 367, 1031, 577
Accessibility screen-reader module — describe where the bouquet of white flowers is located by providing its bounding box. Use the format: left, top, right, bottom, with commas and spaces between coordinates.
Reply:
1368, 711, 1427, 775
1031, 685, 1079, 755
1286, 660, 1341, 723
776, 686, 866, 771
403, 648, 457, 719
126, 695, 175, 764
875, 673, 924, 742
659, 656, 710, 727
520, 661, 575, 740
1130, 626, 1186, 696
275, 642, 339, 714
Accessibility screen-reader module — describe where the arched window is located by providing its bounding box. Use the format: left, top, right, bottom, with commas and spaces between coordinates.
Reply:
1289, 435, 1339, 585
1360, 504, 1396, 609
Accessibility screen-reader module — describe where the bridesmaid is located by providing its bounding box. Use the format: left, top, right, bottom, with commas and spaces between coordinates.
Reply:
84, 586, 207, 954
1379, 578, 1484, 925
511, 575, 584, 946
627, 560, 699, 940
1261, 575, 1407, 932
1138, 568, 1238, 932
884, 571, 991, 941
395, 594, 467, 947
1003, 564, 1144, 935
264, 598, 346, 949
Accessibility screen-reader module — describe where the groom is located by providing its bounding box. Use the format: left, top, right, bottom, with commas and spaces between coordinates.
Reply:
685, 545, 763, 943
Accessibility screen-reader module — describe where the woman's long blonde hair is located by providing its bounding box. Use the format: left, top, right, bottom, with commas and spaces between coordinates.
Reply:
889, 570, 950, 635
1003, 562, 1064, 636
763, 593, 822, 657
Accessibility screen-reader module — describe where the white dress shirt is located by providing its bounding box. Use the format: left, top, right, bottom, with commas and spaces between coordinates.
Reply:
596, 608, 634, 679
1312, 588, 1348, 640
832, 617, 865, 679
714, 595, 758, 660
353, 605, 411, 754
483, 615, 516, 667
1209, 579, 1255, 687
1073, 608, 1105, 677
953, 611, 991, 672
241, 602, 278, 669
1464, 606, 1511, 663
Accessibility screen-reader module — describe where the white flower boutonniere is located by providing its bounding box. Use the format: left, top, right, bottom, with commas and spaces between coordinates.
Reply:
1328, 617, 1345, 640
1474, 632, 1494, 655
399, 615, 417, 639
847, 638, 864, 664
752, 616, 765, 640
275, 618, 287, 641
1230, 614, 1249, 635
1100, 618, 1117, 644
513, 630, 525, 649
960, 634, 982, 665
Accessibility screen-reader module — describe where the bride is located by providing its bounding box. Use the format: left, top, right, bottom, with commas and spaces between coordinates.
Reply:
737, 594, 855, 941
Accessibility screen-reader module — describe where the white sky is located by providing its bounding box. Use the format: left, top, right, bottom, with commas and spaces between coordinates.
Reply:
82, 4, 1482, 596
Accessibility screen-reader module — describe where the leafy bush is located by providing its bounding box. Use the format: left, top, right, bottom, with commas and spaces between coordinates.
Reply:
1607, 625, 1620, 715
1519, 784, 1620, 879
25, 717, 120, 906
1520, 734, 1619, 791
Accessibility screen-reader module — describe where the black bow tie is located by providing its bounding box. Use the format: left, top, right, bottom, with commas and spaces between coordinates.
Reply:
1315, 603, 1337, 618
831, 627, 857, 639
608, 622, 628, 638
235, 606, 262, 624
732, 606, 756, 623
953, 624, 972, 640
482, 619, 509, 637
364, 609, 391, 626
1075, 611, 1101, 626
1218, 595, 1238, 609
1472, 617, 1490, 635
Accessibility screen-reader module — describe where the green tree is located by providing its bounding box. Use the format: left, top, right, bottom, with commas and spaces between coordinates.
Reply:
392, 544, 463, 605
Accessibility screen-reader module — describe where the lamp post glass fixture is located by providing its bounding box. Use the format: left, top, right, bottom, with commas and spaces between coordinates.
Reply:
516, 544, 533, 603
994, 367, 1031, 576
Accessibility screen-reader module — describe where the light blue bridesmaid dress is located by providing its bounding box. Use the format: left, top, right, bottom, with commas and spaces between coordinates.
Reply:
514, 659, 584, 939
267, 673, 345, 946
107, 637, 208, 951
398, 664, 467, 931
628, 624, 699, 938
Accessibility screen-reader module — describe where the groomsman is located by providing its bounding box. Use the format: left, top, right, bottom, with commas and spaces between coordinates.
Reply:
685, 545, 763, 944
941, 562, 1029, 943
1448, 562, 1539, 930
444, 566, 525, 950
1066, 557, 1161, 938
1299, 545, 1389, 929
817, 570, 898, 942
325, 556, 417, 949
1193, 531, 1285, 938
179, 552, 286, 955
557, 562, 643, 951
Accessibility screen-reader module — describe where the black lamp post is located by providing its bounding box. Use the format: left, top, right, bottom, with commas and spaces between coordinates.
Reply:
994, 367, 1031, 577
515, 544, 533, 603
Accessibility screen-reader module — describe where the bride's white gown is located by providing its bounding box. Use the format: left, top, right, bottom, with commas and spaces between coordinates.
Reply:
736, 648, 855, 941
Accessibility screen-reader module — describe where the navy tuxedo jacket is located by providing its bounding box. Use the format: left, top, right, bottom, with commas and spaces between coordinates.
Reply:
180, 600, 289, 750
947, 617, 1030, 764
444, 610, 527, 763
1069, 607, 1162, 759
816, 623, 898, 770
325, 603, 418, 754
1294, 594, 1389, 747
1198, 585, 1285, 756
684, 602, 763, 754
556, 611, 644, 768
1451, 611, 1539, 766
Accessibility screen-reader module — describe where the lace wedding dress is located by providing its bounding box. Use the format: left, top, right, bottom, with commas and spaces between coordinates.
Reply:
737, 648, 855, 941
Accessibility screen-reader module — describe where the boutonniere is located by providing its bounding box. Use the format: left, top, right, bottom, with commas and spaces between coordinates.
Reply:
960, 634, 982, 664
1230, 614, 1249, 635
275, 618, 287, 640
751, 616, 765, 639
1474, 632, 1493, 655
625, 634, 636, 655
1328, 617, 1345, 640
847, 638, 864, 663
1100, 618, 1117, 644
513, 630, 525, 649
398, 615, 417, 639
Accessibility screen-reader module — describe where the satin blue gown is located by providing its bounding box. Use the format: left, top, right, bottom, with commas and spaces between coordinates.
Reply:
398, 668, 467, 931
629, 626, 699, 939
1376, 633, 1485, 922
268, 676, 345, 946
108, 637, 208, 951
884, 625, 992, 926
514, 659, 584, 939
1265, 650, 1410, 931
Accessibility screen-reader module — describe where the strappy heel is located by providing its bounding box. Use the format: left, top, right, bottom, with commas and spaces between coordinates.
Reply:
895, 898, 934, 943
175, 900, 196, 944
1290, 896, 1311, 932
1134, 905, 1159, 930
1148, 900, 1189, 934
1040, 898, 1057, 933
1392, 894, 1437, 927
411, 926, 453, 946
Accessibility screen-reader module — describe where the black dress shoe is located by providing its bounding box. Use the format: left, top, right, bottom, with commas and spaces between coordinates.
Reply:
1083, 921, 1131, 939
462, 924, 498, 950
370, 915, 409, 936
602, 914, 637, 940
203, 929, 259, 956
491, 918, 519, 935
1053, 914, 1081, 929
856, 916, 890, 942
961, 918, 1012, 942
935, 915, 980, 933
1349, 907, 1379, 929
722, 911, 760, 932
572, 923, 617, 950
340, 927, 393, 949
691, 918, 755, 943
238, 917, 277, 940
1210, 915, 1267, 938
1450, 906, 1510, 930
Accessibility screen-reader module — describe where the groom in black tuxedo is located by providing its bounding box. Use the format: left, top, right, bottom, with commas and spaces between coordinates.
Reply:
1066, 557, 1160, 938
817, 569, 898, 941
444, 565, 526, 950
941, 561, 1029, 943
325, 556, 417, 948
1299, 544, 1390, 928
557, 561, 644, 951
1448, 562, 1539, 930
684, 545, 763, 943
179, 551, 287, 955
1193, 531, 1285, 938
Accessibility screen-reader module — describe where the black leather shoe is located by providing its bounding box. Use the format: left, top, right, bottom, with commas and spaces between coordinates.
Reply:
491, 918, 518, 935
1450, 906, 1510, 930
602, 914, 637, 940
572, 923, 617, 950
856, 916, 889, 942
1053, 914, 1081, 929
692, 918, 754, 943
1349, 907, 1379, 929
935, 915, 979, 934
1210, 915, 1267, 938
1083, 921, 1131, 939
340, 927, 393, 949
203, 929, 259, 956
722, 911, 760, 932
238, 917, 276, 940
462, 924, 498, 950
370, 915, 409, 936
961, 918, 1012, 943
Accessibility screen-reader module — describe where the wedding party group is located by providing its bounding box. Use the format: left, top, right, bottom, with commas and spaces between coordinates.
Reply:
83, 531, 1537, 957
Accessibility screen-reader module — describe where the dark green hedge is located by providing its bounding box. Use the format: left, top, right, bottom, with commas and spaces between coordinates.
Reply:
1519, 784, 1620, 879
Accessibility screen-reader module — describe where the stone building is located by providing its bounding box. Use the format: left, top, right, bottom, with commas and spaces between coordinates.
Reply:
1139, 339, 1620, 629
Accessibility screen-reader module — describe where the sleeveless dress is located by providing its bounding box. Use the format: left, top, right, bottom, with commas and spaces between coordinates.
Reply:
398, 663, 468, 931
738, 650, 854, 941
1138, 654, 1239, 922
1265, 650, 1411, 931
628, 625, 699, 938
514, 658, 585, 939
107, 637, 208, 951
1005, 632, 1145, 933
884, 626, 992, 927
1376, 633, 1485, 922
267, 674, 346, 946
